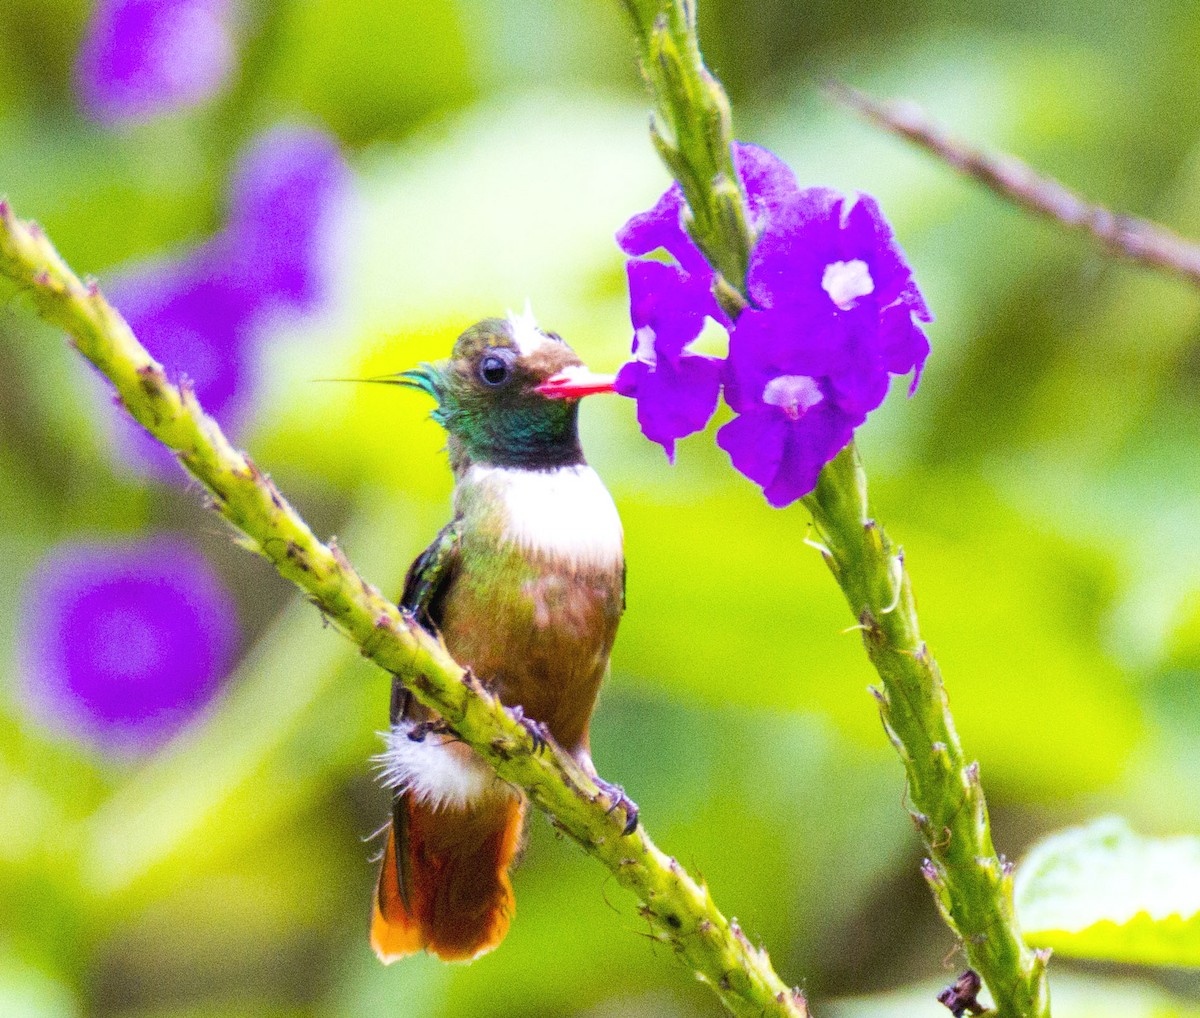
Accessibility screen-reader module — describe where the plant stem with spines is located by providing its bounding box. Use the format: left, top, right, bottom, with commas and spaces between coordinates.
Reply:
803, 446, 1051, 1018
618, 0, 752, 299
618, 4, 1052, 1015
0, 198, 807, 1018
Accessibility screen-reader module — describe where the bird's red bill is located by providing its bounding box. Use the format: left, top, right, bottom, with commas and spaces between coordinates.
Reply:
535, 368, 617, 399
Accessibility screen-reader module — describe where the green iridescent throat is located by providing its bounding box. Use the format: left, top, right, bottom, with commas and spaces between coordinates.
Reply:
414, 362, 585, 473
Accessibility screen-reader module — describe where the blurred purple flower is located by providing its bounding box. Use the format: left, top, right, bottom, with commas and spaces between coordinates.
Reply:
111, 248, 252, 422
614, 142, 932, 506
18, 539, 238, 754
108, 124, 350, 476
226, 125, 351, 314
77, 0, 237, 124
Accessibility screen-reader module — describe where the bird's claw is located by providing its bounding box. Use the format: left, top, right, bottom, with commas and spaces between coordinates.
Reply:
508, 705, 552, 754
406, 719, 451, 742
594, 778, 639, 835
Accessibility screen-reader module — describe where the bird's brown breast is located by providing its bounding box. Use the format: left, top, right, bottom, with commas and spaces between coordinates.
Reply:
439, 544, 623, 756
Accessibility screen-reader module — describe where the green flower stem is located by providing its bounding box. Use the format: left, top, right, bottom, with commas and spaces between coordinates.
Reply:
0, 201, 807, 1018
618, 0, 753, 303
802, 449, 1051, 1018
620, 3, 1051, 1014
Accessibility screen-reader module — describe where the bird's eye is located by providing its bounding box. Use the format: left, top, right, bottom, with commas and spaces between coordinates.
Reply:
479, 352, 512, 386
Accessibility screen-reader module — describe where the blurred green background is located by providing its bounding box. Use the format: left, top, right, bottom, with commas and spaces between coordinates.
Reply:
3, 0, 1200, 1015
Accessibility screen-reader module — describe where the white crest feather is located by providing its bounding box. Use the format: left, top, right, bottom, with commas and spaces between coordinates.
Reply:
506, 299, 549, 356
373, 722, 498, 809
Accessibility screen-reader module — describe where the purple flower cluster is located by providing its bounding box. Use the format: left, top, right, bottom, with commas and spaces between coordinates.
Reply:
615, 144, 931, 506
77, 0, 237, 124
109, 125, 349, 475
18, 539, 238, 754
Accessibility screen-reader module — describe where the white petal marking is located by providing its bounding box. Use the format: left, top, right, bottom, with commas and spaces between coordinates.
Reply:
633, 325, 658, 366
822, 258, 874, 310
762, 374, 823, 421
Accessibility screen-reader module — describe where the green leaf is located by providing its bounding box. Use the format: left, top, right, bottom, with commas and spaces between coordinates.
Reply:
1015, 817, 1200, 967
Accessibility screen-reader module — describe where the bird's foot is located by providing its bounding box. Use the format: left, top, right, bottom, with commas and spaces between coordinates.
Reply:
406, 719, 452, 742
507, 704, 552, 754
594, 777, 639, 836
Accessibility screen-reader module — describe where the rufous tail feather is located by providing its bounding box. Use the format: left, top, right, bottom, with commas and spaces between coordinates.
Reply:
372, 793, 524, 963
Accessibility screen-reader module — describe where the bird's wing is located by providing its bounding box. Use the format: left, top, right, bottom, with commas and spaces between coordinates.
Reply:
399, 518, 462, 636
389, 519, 462, 911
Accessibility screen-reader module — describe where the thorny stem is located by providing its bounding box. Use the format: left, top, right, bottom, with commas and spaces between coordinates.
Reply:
0, 202, 807, 1018
618, 4, 1052, 1016
830, 81, 1200, 289
802, 449, 1051, 1018
617, 0, 753, 303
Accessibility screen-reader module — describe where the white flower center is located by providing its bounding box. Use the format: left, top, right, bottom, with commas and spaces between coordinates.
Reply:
633, 325, 657, 366
762, 374, 823, 421
822, 258, 874, 310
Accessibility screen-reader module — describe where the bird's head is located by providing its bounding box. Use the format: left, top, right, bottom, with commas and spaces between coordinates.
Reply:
394, 310, 615, 473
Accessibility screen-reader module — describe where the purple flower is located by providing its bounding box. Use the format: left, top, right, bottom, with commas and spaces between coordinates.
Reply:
719, 181, 931, 506
76, 0, 237, 124
613, 259, 723, 461
718, 346, 859, 508
17, 539, 239, 754
743, 186, 932, 409
612, 184, 733, 460
612, 146, 797, 460
108, 124, 349, 476
614, 143, 932, 506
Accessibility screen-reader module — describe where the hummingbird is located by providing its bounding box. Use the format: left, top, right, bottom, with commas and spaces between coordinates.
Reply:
369, 309, 633, 963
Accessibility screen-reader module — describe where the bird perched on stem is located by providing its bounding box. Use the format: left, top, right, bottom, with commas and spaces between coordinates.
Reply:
368, 309, 633, 963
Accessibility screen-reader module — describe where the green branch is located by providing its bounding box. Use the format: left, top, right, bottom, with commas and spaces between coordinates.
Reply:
0, 200, 806, 1018
619, 4, 1052, 1016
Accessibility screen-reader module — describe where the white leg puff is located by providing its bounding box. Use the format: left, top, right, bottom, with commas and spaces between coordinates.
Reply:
373, 721, 499, 810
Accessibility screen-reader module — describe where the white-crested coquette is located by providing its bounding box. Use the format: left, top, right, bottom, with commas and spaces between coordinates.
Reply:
365, 308, 631, 964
